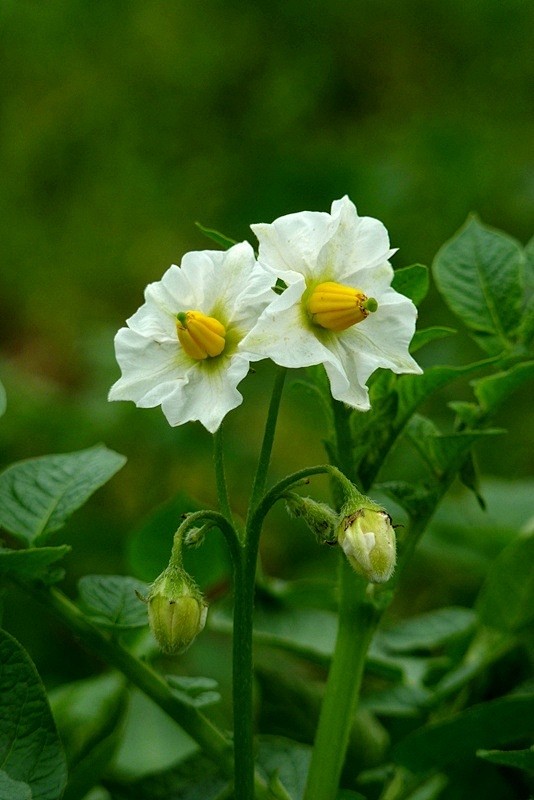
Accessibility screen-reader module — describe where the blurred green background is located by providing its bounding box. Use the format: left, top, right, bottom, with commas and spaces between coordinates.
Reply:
1, 0, 533, 681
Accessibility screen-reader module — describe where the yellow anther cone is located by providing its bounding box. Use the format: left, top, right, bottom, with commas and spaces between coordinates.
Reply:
176, 311, 226, 360
307, 281, 377, 332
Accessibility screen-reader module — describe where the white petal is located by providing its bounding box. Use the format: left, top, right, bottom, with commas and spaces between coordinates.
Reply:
160, 354, 250, 432
318, 197, 395, 281
212, 242, 276, 326
109, 328, 191, 405
252, 209, 334, 279
342, 292, 422, 376
241, 298, 341, 370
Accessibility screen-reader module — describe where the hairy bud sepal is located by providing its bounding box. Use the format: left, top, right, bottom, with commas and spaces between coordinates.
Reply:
146, 565, 207, 654
337, 504, 396, 584
285, 492, 338, 544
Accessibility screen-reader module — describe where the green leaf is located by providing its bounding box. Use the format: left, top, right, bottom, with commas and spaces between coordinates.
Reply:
396, 362, 486, 429
471, 361, 534, 417
165, 676, 221, 708
0, 629, 67, 799
360, 684, 432, 718
410, 326, 456, 353
0, 445, 126, 547
403, 775, 448, 800
393, 691, 534, 773
357, 360, 486, 489
0, 772, 32, 800
106, 753, 228, 799
392, 264, 429, 306
111, 689, 197, 780
77, 575, 149, 629
194, 221, 237, 249
210, 605, 336, 662
476, 532, 534, 632
406, 415, 503, 476
0, 545, 70, 583
377, 607, 477, 653
49, 673, 127, 800
0, 379, 6, 419
477, 747, 534, 772
258, 737, 311, 800
432, 217, 524, 354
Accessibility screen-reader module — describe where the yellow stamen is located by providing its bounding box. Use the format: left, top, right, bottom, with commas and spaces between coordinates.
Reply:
176, 310, 226, 360
307, 281, 378, 332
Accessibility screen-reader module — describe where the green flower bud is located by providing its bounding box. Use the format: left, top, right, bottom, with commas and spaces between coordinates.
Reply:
147, 566, 207, 654
337, 506, 396, 584
285, 492, 338, 543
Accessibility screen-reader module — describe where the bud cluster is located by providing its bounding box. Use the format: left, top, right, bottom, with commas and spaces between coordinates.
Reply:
285, 482, 397, 584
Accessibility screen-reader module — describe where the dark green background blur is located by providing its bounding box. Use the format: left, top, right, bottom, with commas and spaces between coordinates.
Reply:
1, 1, 533, 678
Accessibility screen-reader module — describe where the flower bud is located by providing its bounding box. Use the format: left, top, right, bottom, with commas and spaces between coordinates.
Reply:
146, 566, 208, 654
337, 506, 396, 584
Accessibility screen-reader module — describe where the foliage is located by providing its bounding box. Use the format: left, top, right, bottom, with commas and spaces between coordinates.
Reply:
0, 212, 532, 800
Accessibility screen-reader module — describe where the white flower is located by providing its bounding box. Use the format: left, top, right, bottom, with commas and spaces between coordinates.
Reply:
109, 242, 275, 432
242, 196, 422, 409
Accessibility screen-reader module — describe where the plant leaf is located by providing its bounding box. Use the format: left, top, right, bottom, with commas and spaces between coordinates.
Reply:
376, 607, 477, 653
471, 361, 534, 417
432, 217, 524, 354
477, 747, 534, 772
105, 752, 228, 799
410, 326, 456, 353
406, 415, 503, 477
392, 264, 429, 306
0, 545, 70, 583
0, 445, 126, 547
393, 691, 534, 773
0, 379, 6, 419
258, 737, 312, 800
77, 575, 150, 629
0, 772, 32, 800
357, 360, 486, 489
195, 222, 237, 249
476, 532, 534, 632
0, 629, 67, 799
49, 673, 127, 800
165, 676, 221, 708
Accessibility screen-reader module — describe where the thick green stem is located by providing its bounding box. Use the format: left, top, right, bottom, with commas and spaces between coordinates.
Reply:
303, 401, 379, 800
303, 558, 377, 800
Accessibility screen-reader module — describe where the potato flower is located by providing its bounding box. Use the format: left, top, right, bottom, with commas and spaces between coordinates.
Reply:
241, 196, 422, 409
109, 242, 275, 432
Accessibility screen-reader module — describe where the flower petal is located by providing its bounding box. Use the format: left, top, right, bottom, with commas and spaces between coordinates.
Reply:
252, 210, 334, 280
160, 354, 250, 433
318, 196, 395, 281
109, 328, 191, 405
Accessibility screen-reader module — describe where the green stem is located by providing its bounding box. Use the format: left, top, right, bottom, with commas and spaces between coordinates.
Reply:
303, 558, 377, 800
303, 400, 378, 800
214, 424, 234, 523
232, 365, 287, 800
231, 546, 256, 800
175, 508, 242, 565
247, 366, 287, 518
